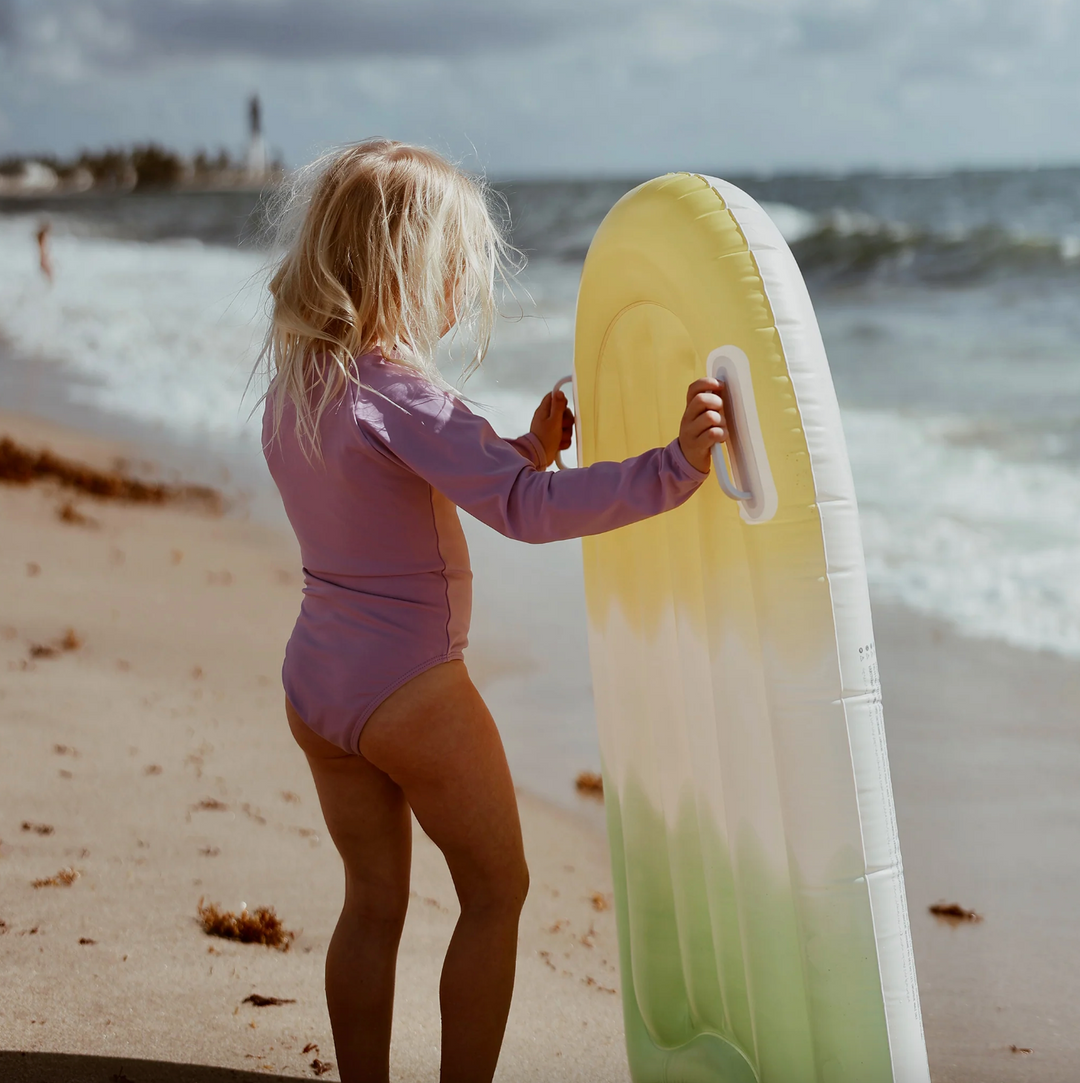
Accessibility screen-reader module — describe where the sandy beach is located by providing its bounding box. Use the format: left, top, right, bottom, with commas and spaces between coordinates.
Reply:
2, 410, 1080, 1082
0, 413, 627, 1082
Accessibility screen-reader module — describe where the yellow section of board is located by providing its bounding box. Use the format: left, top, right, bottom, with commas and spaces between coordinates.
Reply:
577, 173, 819, 638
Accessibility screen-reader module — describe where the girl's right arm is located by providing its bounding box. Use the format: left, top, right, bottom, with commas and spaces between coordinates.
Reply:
354, 372, 725, 545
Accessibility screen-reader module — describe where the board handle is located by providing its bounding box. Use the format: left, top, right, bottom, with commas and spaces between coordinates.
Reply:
706, 346, 778, 524
553, 375, 574, 471
711, 373, 753, 502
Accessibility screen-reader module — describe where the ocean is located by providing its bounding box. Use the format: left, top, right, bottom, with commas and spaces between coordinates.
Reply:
2, 171, 1079, 804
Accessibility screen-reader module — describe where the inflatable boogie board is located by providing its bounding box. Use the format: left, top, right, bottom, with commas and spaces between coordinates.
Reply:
570, 175, 930, 1083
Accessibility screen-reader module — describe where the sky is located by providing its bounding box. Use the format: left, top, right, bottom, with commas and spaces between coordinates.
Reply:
2, 0, 1080, 177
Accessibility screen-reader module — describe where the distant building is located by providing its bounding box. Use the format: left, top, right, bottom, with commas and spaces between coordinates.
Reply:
246, 94, 269, 181
0, 161, 59, 195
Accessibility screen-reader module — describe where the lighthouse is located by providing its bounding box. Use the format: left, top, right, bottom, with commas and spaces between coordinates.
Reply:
246, 94, 268, 180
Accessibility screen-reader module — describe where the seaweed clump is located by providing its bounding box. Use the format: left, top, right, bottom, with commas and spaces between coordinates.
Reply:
0, 436, 221, 511
33, 867, 80, 888
928, 900, 983, 925
575, 771, 604, 799
197, 899, 295, 950
29, 628, 82, 660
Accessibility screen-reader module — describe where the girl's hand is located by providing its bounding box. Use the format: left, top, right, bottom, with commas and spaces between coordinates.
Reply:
679, 378, 726, 473
530, 390, 575, 468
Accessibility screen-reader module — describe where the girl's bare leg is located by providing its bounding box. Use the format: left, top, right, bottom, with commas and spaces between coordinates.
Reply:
288, 661, 528, 1083
359, 660, 529, 1083
287, 702, 413, 1083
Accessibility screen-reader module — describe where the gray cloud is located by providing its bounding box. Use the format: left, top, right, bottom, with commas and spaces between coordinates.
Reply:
3, 0, 1080, 174
7, 0, 619, 67
16, 0, 1067, 74
128, 0, 568, 59
796, 11, 885, 54
0, 0, 16, 43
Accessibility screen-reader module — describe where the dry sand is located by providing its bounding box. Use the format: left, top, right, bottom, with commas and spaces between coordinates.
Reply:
2, 411, 1080, 1082
0, 414, 626, 1082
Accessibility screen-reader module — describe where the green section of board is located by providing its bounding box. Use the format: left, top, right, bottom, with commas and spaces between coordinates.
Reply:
605, 773, 894, 1083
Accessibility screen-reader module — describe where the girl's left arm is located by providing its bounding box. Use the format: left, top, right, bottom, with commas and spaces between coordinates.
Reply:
505, 432, 547, 468
357, 383, 708, 544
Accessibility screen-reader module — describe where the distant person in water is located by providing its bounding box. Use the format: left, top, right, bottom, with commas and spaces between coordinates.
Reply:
259, 139, 728, 1083
36, 220, 53, 284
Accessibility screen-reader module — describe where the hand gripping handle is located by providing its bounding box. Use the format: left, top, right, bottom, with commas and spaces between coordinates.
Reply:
553, 375, 574, 471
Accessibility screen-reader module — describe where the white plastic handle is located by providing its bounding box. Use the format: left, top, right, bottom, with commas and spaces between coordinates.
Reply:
553, 375, 574, 471
712, 376, 753, 501
706, 345, 778, 524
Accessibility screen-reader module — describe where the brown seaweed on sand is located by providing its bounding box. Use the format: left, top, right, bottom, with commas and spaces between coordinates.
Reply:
242, 994, 296, 1007
929, 900, 983, 925
33, 867, 79, 888
575, 771, 604, 798
192, 797, 228, 812
28, 629, 82, 660
0, 435, 221, 511
57, 501, 97, 527
197, 899, 295, 950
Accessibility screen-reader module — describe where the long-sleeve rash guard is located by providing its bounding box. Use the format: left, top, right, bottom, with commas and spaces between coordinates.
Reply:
264, 353, 707, 751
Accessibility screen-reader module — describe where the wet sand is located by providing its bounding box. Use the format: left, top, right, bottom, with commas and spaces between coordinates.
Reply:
2, 411, 1080, 1081
875, 602, 1080, 1082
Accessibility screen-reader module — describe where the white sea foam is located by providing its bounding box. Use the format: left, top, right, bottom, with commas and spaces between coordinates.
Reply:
845, 409, 1080, 656
0, 216, 269, 440
4, 217, 1080, 659
760, 202, 820, 244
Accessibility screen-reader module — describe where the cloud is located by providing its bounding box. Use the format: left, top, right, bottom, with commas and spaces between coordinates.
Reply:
5, 0, 626, 67
3, 0, 1080, 173
13, 0, 1080, 76
796, 10, 885, 53
0, 0, 15, 43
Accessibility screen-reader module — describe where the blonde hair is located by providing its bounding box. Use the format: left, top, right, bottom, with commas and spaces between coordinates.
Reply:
260, 139, 515, 453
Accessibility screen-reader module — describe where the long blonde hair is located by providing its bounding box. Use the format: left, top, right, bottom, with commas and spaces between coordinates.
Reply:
260, 139, 514, 453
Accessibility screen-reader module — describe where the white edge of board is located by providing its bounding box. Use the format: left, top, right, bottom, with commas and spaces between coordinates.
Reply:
696, 173, 931, 1083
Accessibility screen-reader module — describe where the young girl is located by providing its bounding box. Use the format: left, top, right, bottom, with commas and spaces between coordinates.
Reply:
261, 139, 727, 1083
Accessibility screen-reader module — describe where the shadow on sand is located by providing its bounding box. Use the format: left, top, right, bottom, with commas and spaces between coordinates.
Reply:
0, 1050, 313, 1082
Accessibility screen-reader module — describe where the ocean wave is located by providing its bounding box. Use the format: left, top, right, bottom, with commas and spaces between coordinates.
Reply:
12, 179, 1080, 288
791, 212, 1080, 285
846, 409, 1080, 657
498, 180, 821, 261
502, 181, 1080, 284
0, 215, 269, 440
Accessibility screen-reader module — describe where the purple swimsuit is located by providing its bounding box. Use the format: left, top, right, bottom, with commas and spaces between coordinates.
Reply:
263, 353, 707, 752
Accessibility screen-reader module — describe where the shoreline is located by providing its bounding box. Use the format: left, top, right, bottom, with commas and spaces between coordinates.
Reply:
3, 409, 1080, 1079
